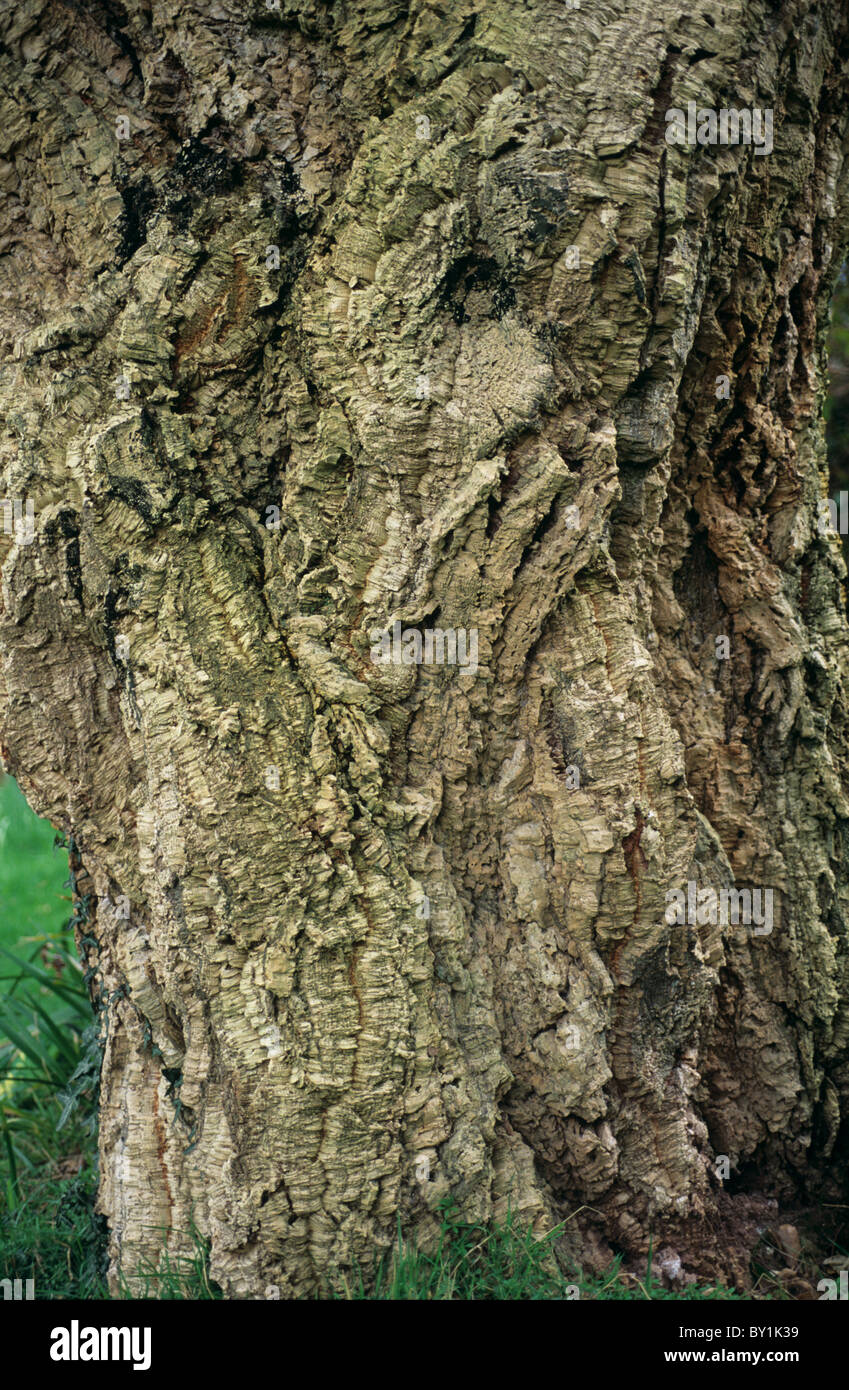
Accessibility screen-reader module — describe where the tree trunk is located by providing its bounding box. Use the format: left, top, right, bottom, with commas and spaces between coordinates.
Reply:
2, 0, 849, 1296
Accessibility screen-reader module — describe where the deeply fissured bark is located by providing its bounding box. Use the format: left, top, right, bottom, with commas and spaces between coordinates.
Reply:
1, 0, 849, 1294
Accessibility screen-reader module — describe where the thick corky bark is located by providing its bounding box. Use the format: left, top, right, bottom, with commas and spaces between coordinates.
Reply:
1, 0, 849, 1294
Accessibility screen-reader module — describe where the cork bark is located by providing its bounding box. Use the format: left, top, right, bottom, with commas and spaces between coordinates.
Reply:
1, 0, 849, 1295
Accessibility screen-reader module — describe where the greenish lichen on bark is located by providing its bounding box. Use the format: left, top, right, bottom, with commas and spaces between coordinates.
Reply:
1, 0, 849, 1294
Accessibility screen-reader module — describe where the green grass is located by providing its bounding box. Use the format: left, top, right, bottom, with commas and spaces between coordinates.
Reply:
327, 1204, 743, 1301
117, 1224, 223, 1300
576, 1251, 742, 1301
0, 775, 106, 1294
1, 1157, 107, 1297
0, 776, 70, 955
329, 1204, 573, 1300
